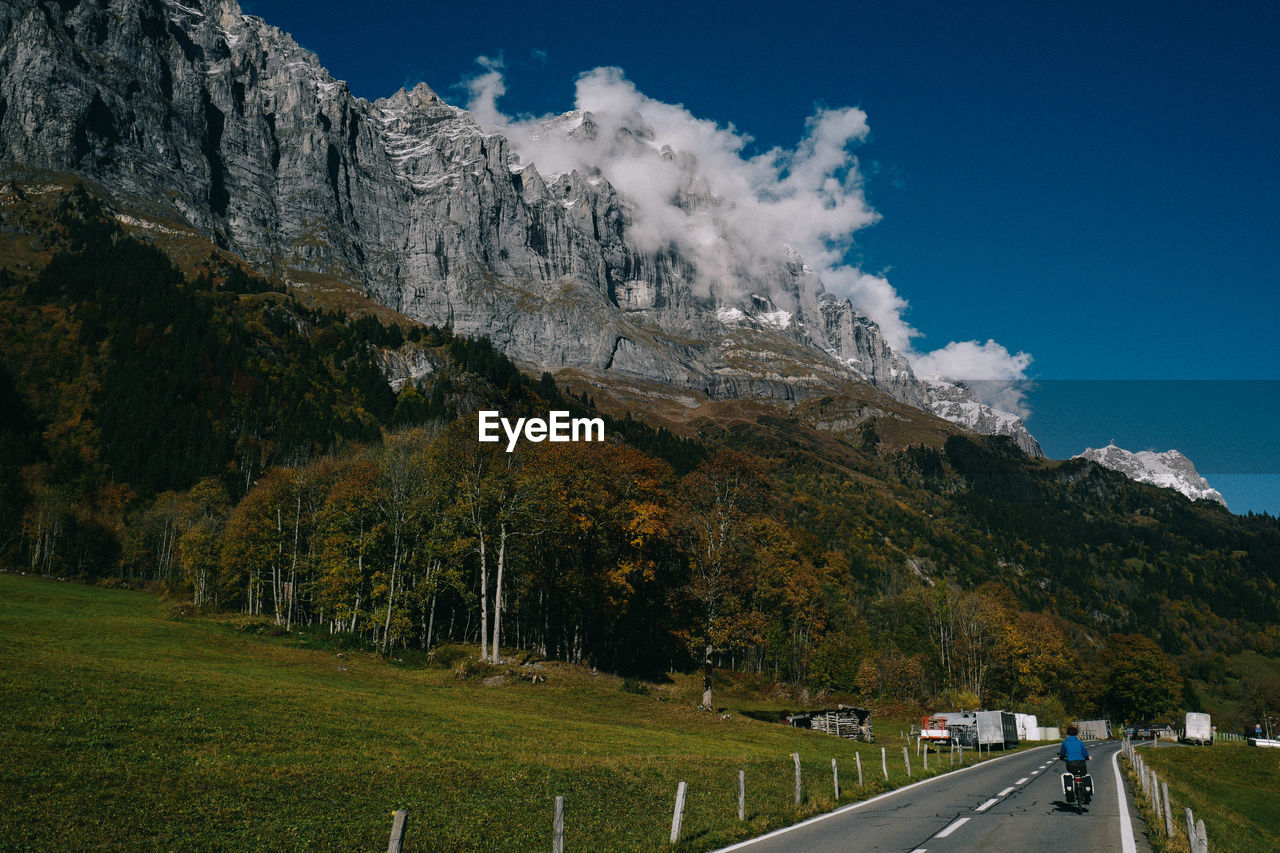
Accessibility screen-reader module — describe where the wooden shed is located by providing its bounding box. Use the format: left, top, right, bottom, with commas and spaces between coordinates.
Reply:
784, 705, 874, 741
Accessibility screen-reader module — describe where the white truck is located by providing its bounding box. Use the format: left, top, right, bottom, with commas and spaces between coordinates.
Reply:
1182, 712, 1213, 745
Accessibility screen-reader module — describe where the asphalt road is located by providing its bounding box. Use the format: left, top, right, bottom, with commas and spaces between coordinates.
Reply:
713, 741, 1147, 853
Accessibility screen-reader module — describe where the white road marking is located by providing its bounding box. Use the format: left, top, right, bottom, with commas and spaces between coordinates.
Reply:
998, 786, 1015, 796
1030, 770, 1040, 775
936, 817, 970, 838
976, 798, 998, 812
1112, 744, 1138, 853
1016, 777, 1029, 784
910, 850, 927, 853
708, 744, 1058, 852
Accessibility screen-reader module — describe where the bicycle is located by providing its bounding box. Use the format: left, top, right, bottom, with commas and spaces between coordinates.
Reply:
1060, 758, 1093, 813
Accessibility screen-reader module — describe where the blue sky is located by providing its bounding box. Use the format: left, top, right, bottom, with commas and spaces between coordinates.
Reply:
245, 0, 1279, 513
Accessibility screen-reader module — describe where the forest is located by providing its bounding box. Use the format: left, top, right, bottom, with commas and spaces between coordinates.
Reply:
2, 186, 1279, 730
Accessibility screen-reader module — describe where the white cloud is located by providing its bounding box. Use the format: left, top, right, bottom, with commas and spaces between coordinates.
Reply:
462, 61, 1033, 392
911, 339, 1034, 414
911, 339, 1032, 382
464, 63, 882, 303
463, 55, 506, 130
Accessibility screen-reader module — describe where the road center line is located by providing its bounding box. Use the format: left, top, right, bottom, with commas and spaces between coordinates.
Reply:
936, 817, 970, 838
709, 744, 1058, 852
975, 798, 998, 812
1016, 777, 1029, 784
998, 786, 1014, 796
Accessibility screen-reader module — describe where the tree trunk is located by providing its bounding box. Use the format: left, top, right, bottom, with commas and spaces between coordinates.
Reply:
272, 507, 284, 626
702, 639, 714, 710
427, 594, 437, 650
286, 493, 301, 632
382, 526, 401, 656
157, 519, 177, 583
491, 523, 507, 664
478, 533, 489, 661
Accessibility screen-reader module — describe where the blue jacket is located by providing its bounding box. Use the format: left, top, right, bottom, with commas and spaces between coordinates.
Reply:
1060, 735, 1090, 761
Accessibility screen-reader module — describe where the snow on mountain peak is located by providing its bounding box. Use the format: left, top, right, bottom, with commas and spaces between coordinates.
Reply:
924, 380, 1044, 457
1075, 443, 1227, 507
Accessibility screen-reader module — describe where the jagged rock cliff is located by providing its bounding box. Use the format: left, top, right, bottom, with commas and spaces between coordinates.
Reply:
0, 0, 935, 403
0, 0, 1061, 437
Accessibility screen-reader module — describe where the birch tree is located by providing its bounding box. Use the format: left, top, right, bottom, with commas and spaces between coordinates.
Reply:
175, 478, 229, 609
443, 419, 553, 664
952, 590, 1008, 699
374, 427, 446, 656
221, 468, 292, 620
315, 457, 382, 638
447, 421, 499, 662
680, 451, 767, 710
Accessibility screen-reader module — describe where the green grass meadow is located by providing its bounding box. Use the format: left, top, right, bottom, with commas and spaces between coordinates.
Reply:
1134, 741, 1280, 853
2, 573, 1004, 851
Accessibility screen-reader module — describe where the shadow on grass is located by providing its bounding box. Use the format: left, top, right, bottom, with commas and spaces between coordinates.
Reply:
740, 708, 790, 724
683, 828, 711, 846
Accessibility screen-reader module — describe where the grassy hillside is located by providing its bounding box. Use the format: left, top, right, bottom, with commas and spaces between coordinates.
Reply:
1132, 742, 1280, 853
0, 573, 1007, 851
3, 182, 1279, 744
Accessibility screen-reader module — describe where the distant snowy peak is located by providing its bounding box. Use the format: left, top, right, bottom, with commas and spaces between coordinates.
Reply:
924, 381, 1044, 458
1075, 444, 1227, 507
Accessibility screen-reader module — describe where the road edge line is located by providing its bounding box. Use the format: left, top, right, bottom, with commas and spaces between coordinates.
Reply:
1112, 745, 1138, 853
709, 744, 1057, 852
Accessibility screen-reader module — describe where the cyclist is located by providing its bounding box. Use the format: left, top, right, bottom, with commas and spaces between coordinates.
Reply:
1059, 725, 1091, 801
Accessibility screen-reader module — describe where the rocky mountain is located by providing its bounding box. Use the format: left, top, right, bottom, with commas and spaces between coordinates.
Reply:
1075, 443, 1227, 507
1, 0, 1031, 436
924, 380, 1043, 457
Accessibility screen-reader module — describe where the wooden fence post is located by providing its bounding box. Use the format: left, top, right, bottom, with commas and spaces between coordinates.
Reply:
670, 781, 687, 844
923, 744, 928, 770
1161, 782, 1173, 838
831, 758, 840, 799
1184, 807, 1195, 847
553, 796, 564, 853
881, 746, 888, 781
856, 751, 863, 787
387, 810, 408, 853
1150, 771, 1162, 825
1195, 818, 1207, 853
903, 745, 911, 777
793, 752, 803, 805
